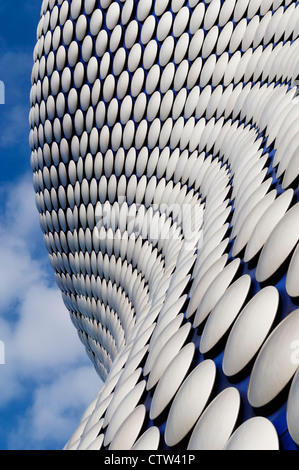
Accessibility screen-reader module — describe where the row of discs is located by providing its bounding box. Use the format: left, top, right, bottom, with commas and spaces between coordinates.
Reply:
30, 0, 299, 451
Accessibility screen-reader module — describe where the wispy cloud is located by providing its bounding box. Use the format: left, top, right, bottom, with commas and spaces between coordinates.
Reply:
7, 366, 100, 450
0, 174, 102, 449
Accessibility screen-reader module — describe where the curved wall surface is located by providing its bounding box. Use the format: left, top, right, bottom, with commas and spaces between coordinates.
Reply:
29, 0, 299, 450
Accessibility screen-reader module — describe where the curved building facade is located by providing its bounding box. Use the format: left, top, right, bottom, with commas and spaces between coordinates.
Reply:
30, 0, 299, 450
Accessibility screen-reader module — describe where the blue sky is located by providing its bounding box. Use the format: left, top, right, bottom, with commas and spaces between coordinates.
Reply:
0, 1, 102, 450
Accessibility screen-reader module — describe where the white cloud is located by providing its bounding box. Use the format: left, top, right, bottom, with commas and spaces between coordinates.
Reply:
7, 366, 101, 450
0, 174, 103, 449
27, 367, 100, 441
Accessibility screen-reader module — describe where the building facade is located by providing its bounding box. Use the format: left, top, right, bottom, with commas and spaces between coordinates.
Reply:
30, 0, 299, 450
